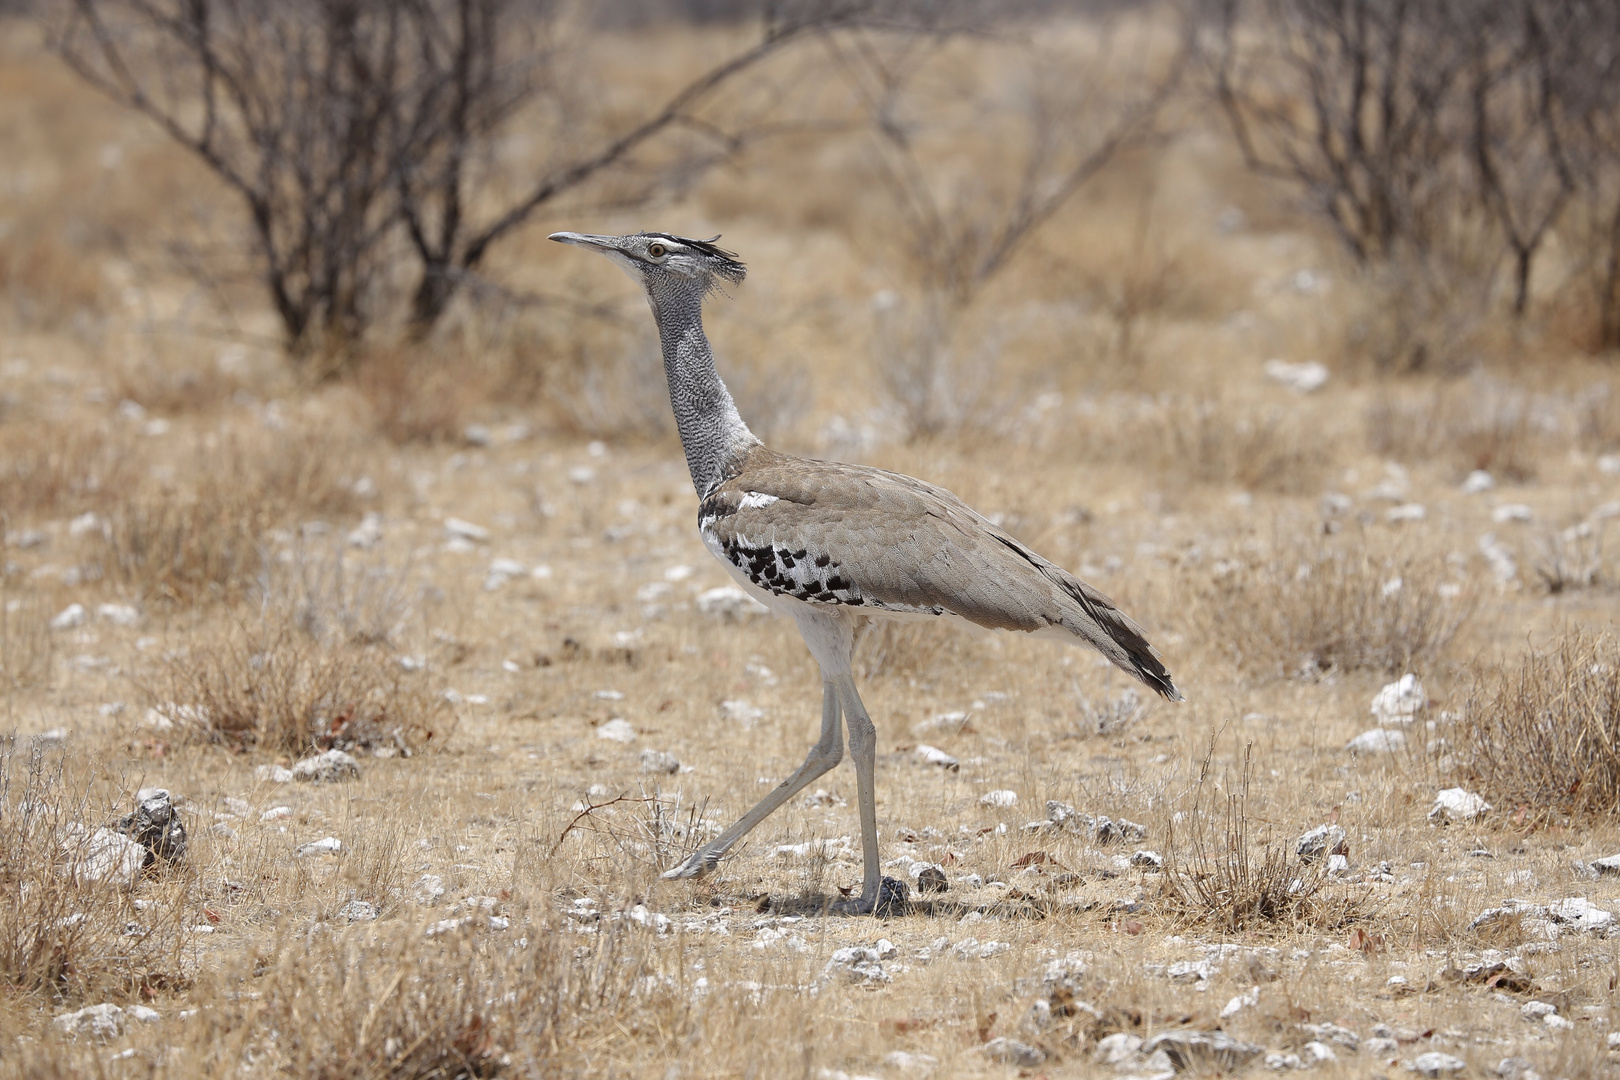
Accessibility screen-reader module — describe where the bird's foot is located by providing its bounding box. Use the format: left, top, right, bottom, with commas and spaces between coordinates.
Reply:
830, 876, 909, 916
661, 851, 721, 881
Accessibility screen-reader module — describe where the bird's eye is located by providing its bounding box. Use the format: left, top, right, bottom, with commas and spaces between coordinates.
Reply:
647, 243, 667, 258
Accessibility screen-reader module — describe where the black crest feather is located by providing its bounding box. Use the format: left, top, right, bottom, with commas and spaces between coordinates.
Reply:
641, 231, 746, 284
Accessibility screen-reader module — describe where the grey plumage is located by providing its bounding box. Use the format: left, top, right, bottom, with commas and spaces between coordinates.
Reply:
550, 228, 1182, 914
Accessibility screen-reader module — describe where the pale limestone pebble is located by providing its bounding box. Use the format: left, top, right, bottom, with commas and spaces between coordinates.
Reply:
982, 1037, 1046, 1067
1263, 359, 1329, 394
719, 699, 763, 727
443, 517, 490, 543
1405, 1052, 1467, 1077
295, 836, 342, 857
1145, 1031, 1263, 1072
979, 789, 1018, 808
1479, 532, 1518, 582
596, 718, 636, 743
346, 511, 383, 548
1461, 469, 1495, 494
338, 900, 378, 922
1094, 1032, 1144, 1066
49, 603, 87, 630
61, 825, 145, 887
639, 749, 680, 774
1429, 788, 1491, 824
822, 940, 897, 984
1131, 850, 1164, 870
97, 602, 140, 626
1167, 959, 1214, 983
413, 873, 446, 903
952, 937, 1010, 960
882, 1050, 937, 1071
256, 764, 294, 784
695, 585, 769, 618
291, 749, 360, 783
1296, 824, 1347, 862
1347, 728, 1405, 754
259, 805, 292, 822
1492, 502, 1535, 524
1387, 503, 1427, 524
1221, 986, 1259, 1018
914, 744, 959, 770
53, 1003, 127, 1039
1600, 453, 1620, 476
483, 557, 526, 591
1592, 854, 1620, 875
1371, 673, 1426, 724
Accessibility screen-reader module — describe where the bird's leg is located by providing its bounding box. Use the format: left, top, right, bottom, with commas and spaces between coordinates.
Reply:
661, 679, 843, 881
829, 675, 908, 916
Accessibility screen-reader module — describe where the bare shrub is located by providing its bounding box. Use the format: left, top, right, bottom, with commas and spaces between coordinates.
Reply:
355, 346, 492, 444
0, 584, 54, 692
0, 741, 191, 1003
0, 422, 140, 519
1530, 522, 1609, 594
1449, 630, 1620, 818
1193, 534, 1471, 678
1163, 743, 1359, 932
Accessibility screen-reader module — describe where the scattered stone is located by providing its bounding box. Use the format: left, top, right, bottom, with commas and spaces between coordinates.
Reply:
295, 837, 342, 857
1479, 533, 1518, 582
1296, 824, 1348, 863
1168, 959, 1214, 983
1593, 854, 1620, 876
596, 718, 636, 743
255, 764, 294, 784
413, 874, 446, 903
639, 749, 680, 774
1492, 503, 1534, 524
1347, 728, 1405, 754
1131, 850, 1164, 870
1094, 1032, 1144, 1065
823, 943, 895, 984
916, 866, 948, 894
1387, 503, 1427, 524
979, 789, 1018, 808
53, 1003, 125, 1039
1371, 674, 1426, 724
1461, 470, 1495, 494
117, 787, 187, 867
347, 511, 383, 548
1429, 788, 1491, 824
1095, 815, 1147, 844
1143, 1031, 1263, 1072
49, 603, 87, 630
1327, 853, 1349, 874
1520, 1001, 1557, 1020
695, 585, 769, 618
97, 603, 140, 627
338, 900, 378, 922
211, 823, 237, 839
1264, 359, 1330, 393
443, 517, 490, 543
63, 826, 145, 887
259, 806, 292, 822
914, 744, 959, 771
291, 749, 360, 783
1406, 1052, 1467, 1077
982, 1038, 1046, 1067
127, 1004, 160, 1024
1221, 986, 1259, 1018
484, 557, 526, 591
720, 699, 764, 726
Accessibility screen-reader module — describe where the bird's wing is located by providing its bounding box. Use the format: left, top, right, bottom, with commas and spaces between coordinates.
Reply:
699, 449, 1180, 700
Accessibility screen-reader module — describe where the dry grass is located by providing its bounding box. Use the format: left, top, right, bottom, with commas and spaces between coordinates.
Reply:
1192, 532, 1473, 679
1450, 630, 1620, 819
5, 11, 1620, 1079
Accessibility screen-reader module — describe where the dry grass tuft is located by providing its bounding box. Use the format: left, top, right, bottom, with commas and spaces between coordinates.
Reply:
0, 741, 191, 1003
100, 429, 365, 604
0, 583, 54, 691
0, 422, 140, 518
1365, 376, 1554, 482
1162, 745, 1360, 933
1450, 630, 1620, 819
1193, 534, 1471, 678
355, 346, 493, 444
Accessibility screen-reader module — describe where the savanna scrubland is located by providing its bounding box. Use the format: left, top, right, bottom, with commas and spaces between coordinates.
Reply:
3, 1, 1620, 1076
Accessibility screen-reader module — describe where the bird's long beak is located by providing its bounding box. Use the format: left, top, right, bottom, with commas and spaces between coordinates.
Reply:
548, 231, 616, 250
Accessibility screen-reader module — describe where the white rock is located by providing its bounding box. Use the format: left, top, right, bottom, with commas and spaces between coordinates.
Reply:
1428, 788, 1491, 823
1094, 1032, 1144, 1065
463, 424, 492, 446
1387, 503, 1427, 523
413, 873, 446, 903
1347, 728, 1405, 754
1520, 1000, 1557, 1020
1327, 853, 1349, 874
639, 749, 680, 774
347, 512, 384, 549
63, 826, 144, 887
291, 749, 360, 783
1479, 533, 1518, 582
1407, 1051, 1467, 1077
915, 744, 959, 770
1547, 896, 1614, 930
1131, 849, 1165, 869
596, 718, 636, 743
50, 603, 87, 630
1371, 674, 1425, 724
882, 1050, 938, 1071
720, 699, 763, 726
68, 512, 102, 537
96, 603, 140, 626
338, 900, 378, 922
443, 517, 490, 542
126, 1004, 160, 1024
695, 585, 769, 618
53, 1003, 124, 1039
979, 789, 1018, 808
1461, 470, 1495, 494
1263, 359, 1330, 393
1492, 503, 1534, 524
1168, 959, 1214, 982
259, 805, 292, 821
295, 836, 342, 857
1303, 1041, 1337, 1063
1296, 824, 1347, 861
1591, 854, 1620, 875
1598, 453, 1620, 476
983, 1037, 1046, 1067
255, 765, 294, 784
1221, 987, 1259, 1018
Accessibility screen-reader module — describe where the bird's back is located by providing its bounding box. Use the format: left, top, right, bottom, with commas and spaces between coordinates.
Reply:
698, 446, 1180, 700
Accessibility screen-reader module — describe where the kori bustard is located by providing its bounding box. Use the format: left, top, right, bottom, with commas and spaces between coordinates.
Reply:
551, 229, 1181, 915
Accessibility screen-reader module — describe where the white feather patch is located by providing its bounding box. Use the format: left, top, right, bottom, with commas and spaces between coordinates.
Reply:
738, 492, 779, 509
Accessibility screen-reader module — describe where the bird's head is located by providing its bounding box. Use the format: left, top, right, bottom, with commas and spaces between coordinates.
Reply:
548, 231, 746, 302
